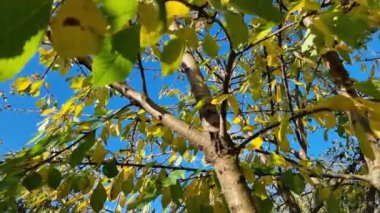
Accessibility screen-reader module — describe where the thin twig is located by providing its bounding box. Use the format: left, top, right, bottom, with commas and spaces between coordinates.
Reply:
238, 108, 329, 149
137, 53, 148, 96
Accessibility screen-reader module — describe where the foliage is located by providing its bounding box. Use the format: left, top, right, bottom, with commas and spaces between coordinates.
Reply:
0, 0, 380, 212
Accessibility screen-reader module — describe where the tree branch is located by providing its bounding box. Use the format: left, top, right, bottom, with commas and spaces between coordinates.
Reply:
76, 57, 213, 154
238, 108, 329, 149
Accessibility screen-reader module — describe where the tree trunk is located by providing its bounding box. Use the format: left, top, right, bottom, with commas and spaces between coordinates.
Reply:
213, 154, 257, 213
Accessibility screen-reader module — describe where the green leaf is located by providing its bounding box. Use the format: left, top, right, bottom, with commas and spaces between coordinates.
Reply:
0, 0, 52, 81
111, 25, 140, 62
161, 187, 171, 208
0, 0, 52, 58
22, 172, 43, 191
47, 167, 62, 189
326, 193, 342, 213
203, 33, 219, 58
102, 160, 119, 178
0, 31, 44, 82
90, 183, 107, 212
162, 170, 185, 187
160, 37, 186, 76
170, 182, 183, 205
72, 175, 90, 192
92, 142, 107, 164
253, 180, 268, 200
291, 174, 305, 195
311, 10, 370, 48
122, 175, 134, 195
57, 176, 73, 199
98, 0, 138, 33
93, 35, 136, 86
354, 79, 380, 99
355, 123, 375, 160
69, 132, 96, 167
224, 11, 249, 48
138, 2, 165, 47
280, 170, 305, 195
229, 0, 281, 23
110, 172, 124, 200
241, 162, 255, 183
254, 196, 273, 213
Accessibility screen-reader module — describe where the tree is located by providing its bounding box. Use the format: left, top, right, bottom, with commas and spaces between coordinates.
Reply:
0, 0, 379, 212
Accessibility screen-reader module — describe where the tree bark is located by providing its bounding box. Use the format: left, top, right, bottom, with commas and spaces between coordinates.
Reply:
213, 154, 256, 213
180, 46, 257, 211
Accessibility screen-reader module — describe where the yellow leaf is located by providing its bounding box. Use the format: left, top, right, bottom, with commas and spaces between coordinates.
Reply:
50, 0, 107, 58
29, 80, 44, 97
13, 77, 32, 92
168, 153, 178, 165
324, 112, 336, 128
41, 107, 56, 116
83, 174, 95, 194
241, 162, 255, 183
233, 116, 242, 125
228, 96, 240, 115
276, 85, 282, 103
138, 2, 164, 47
57, 177, 72, 199
110, 172, 124, 200
270, 153, 287, 167
247, 137, 263, 150
70, 76, 85, 90
211, 94, 231, 105
276, 119, 290, 152
242, 125, 256, 133
165, 1, 190, 23
370, 119, 380, 139
355, 123, 375, 160
74, 103, 84, 117
92, 142, 107, 164
320, 187, 331, 200
310, 95, 357, 111
254, 116, 268, 124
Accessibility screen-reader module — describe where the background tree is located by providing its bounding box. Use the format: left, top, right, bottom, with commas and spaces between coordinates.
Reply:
0, 0, 379, 212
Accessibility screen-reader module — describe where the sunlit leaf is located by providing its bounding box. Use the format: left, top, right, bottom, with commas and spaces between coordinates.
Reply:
0, 31, 45, 82
0, 0, 52, 58
229, 0, 281, 23
355, 122, 375, 160
92, 33, 136, 86
50, 0, 107, 58
160, 37, 186, 76
13, 77, 32, 92
138, 2, 164, 47
98, 0, 137, 33
247, 137, 263, 150
165, 1, 190, 23
92, 142, 107, 164
354, 79, 380, 99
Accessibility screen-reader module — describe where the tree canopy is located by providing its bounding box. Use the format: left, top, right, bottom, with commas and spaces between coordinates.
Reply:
0, 0, 380, 212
